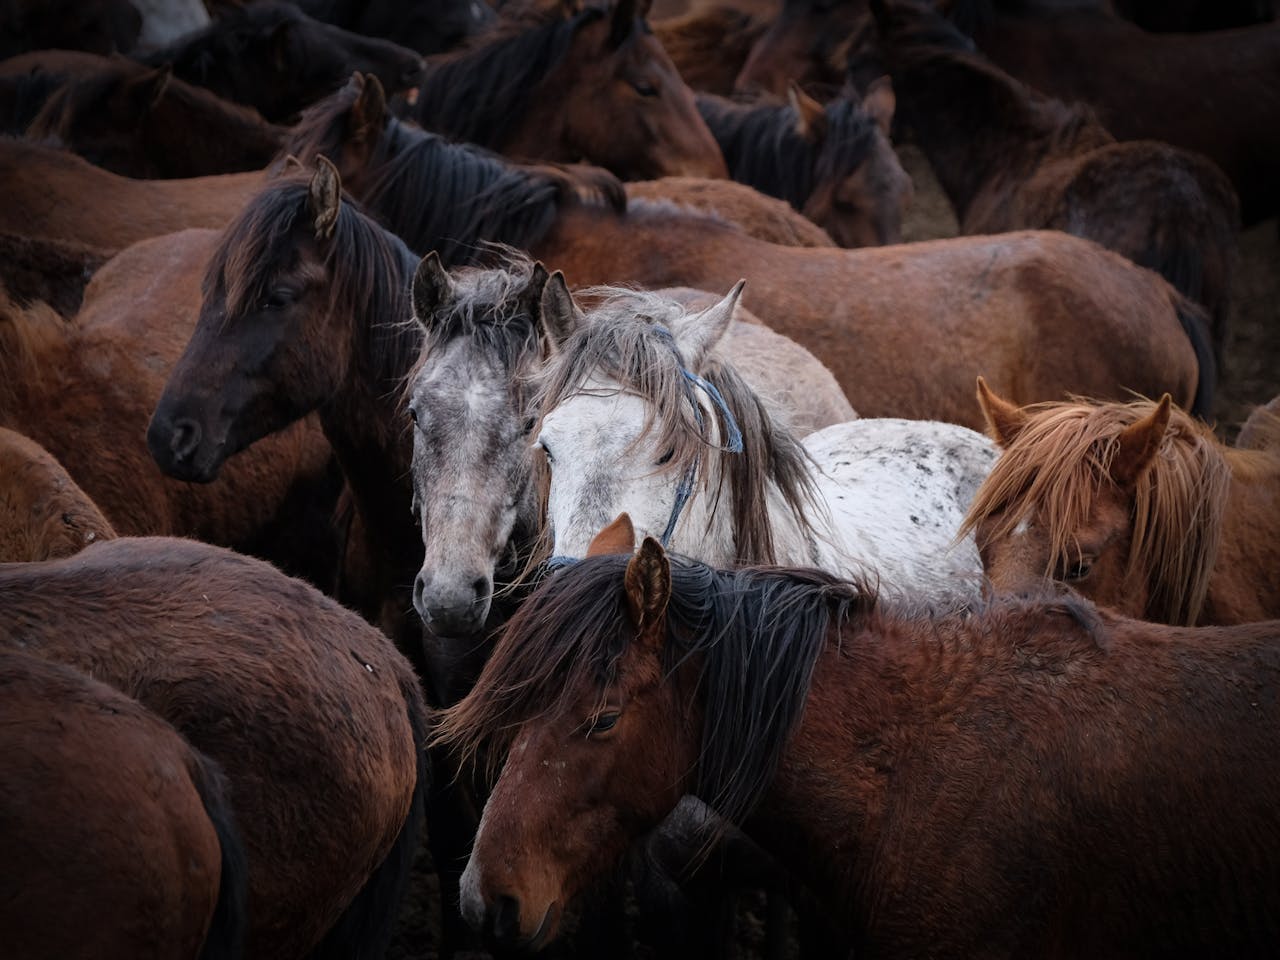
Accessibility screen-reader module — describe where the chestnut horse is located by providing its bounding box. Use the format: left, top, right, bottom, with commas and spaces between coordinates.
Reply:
0, 536, 428, 959
872, 0, 1240, 354
0, 427, 116, 562
437, 532, 1280, 956
0, 648, 247, 960
287, 76, 1214, 426
962, 380, 1280, 625
25, 60, 284, 178
696, 81, 910, 245
403, 0, 727, 179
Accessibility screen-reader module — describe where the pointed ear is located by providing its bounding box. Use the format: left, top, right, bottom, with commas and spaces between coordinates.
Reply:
280, 153, 305, 173
130, 63, 172, 111
787, 81, 827, 142
677, 280, 744, 369
349, 72, 386, 142
608, 0, 637, 49
863, 76, 895, 136
976, 376, 1029, 447
412, 251, 453, 328
538, 271, 585, 351
624, 536, 670, 634
1110, 395, 1172, 488
587, 512, 636, 557
308, 156, 342, 241
520, 261, 551, 316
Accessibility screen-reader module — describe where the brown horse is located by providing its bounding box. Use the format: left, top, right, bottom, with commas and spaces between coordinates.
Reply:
653, 4, 767, 95
403, 0, 727, 179
0, 229, 110, 317
625, 176, 835, 245
0, 536, 427, 959
0, 427, 116, 562
947, 0, 1280, 224
0, 648, 247, 960
873, 0, 1240, 354
436, 527, 1280, 955
0, 236, 340, 588
1238, 394, 1280, 450
0, 140, 262, 255
734, 0, 868, 95
962, 379, 1280, 625
24, 59, 284, 178
294, 0, 495, 54
286, 77, 1214, 426
696, 81, 909, 246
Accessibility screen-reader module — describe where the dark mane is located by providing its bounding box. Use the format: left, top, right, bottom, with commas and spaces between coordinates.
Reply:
437, 552, 876, 824
408, 5, 608, 149
283, 83, 625, 266
207, 175, 421, 385
697, 92, 881, 211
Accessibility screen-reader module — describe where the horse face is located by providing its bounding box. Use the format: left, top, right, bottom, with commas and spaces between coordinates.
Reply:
803, 129, 911, 247
975, 491, 1143, 613
459, 632, 695, 951
408, 340, 529, 637
148, 229, 339, 483
557, 12, 727, 180
735, 0, 859, 96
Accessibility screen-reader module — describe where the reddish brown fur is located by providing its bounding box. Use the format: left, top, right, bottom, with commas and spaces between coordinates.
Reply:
0, 140, 263, 255
966, 386, 1280, 625
0, 234, 338, 585
0, 427, 115, 562
1238, 395, 1280, 452
654, 5, 767, 94
0, 537, 426, 958
0, 230, 110, 318
625, 176, 835, 246
0, 649, 233, 960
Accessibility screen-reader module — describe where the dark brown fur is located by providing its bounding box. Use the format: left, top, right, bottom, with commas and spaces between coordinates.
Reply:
654, 4, 766, 94
0, 229, 108, 317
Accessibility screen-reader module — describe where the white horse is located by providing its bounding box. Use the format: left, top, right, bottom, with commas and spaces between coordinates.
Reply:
535, 278, 997, 605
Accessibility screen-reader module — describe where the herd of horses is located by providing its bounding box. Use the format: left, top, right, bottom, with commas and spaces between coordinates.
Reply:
1, 0, 1278, 957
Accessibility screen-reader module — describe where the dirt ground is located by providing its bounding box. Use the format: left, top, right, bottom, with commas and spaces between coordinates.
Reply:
388, 148, 1278, 960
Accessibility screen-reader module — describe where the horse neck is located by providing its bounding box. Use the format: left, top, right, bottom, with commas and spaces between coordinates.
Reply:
1206, 448, 1280, 622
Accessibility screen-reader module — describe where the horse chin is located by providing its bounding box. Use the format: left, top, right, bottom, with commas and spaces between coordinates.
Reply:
524, 901, 561, 952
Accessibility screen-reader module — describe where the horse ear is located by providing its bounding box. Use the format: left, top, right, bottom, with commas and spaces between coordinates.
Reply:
309, 156, 342, 241
678, 279, 744, 369
412, 251, 454, 328
788, 82, 827, 142
608, 0, 638, 49
130, 63, 172, 111
587, 512, 636, 557
623, 536, 671, 636
522, 262, 551, 315
975, 376, 1029, 447
539, 271, 585, 351
1110, 394, 1172, 488
863, 76, 896, 136
349, 73, 387, 142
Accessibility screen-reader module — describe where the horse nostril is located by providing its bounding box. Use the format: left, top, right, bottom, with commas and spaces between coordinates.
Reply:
169, 419, 202, 462
471, 576, 488, 602
412, 572, 428, 620
488, 894, 522, 946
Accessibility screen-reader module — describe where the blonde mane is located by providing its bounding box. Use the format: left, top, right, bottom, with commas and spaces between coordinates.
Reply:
961, 398, 1231, 625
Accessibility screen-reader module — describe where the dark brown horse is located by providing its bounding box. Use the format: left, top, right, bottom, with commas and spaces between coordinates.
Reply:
294, 0, 495, 54
403, 0, 727, 179
872, 0, 1240, 355
962, 380, 1280, 625
653, 4, 767, 94
734, 0, 867, 95
437, 526, 1280, 955
0, 229, 109, 317
0, 536, 428, 959
0, 426, 116, 562
139, 1, 425, 122
285, 77, 1214, 426
696, 81, 909, 245
24, 59, 284, 178
0, 648, 247, 960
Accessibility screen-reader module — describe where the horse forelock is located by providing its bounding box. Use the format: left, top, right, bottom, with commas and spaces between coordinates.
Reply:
962, 399, 1230, 625
433, 551, 874, 820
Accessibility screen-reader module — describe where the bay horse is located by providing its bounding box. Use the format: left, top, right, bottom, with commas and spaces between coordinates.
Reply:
872, 0, 1240, 355
0, 536, 428, 959
0, 140, 262, 256
962, 379, 1280, 625
436, 530, 1280, 956
696, 81, 910, 246
625, 175, 835, 245
532, 279, 995, 603
286, 75, 1214, 427
139, 1, 425, 122
946, 0, 1280, 224
0, 426, 116, 562
0, 235, 341, 589
24, 60, 285, 178
0, 648, 247, 960
403, 0, 727, 179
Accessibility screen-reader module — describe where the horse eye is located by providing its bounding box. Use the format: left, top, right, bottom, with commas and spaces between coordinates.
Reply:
631, 79, 658, 97
522, 417, 537, 435
407, 406, 419, 424
262, 288, 296, 311
1064, 559, 1094, 582
655, 448, 674, 465
589, 712, 620, 736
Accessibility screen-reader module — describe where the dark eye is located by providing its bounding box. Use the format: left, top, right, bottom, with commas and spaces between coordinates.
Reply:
523, 417, 537, 434
407, 405, 418, 424
589, 712, 620, 736
655, 448, 674, 465
631, 79, 658, 97
262, 288, 296, 310
1064, 559, 1094, 582
537, 438, 553, 464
